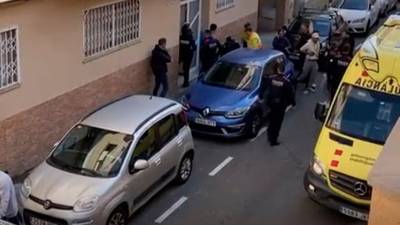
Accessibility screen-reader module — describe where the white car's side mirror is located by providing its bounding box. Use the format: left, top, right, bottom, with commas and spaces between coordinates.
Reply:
134, 159, 150, 171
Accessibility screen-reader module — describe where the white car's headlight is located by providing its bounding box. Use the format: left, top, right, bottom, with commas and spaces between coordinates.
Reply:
353, 18, 366, 23
225, 107, 250, 119
73, 195, 99, 212
312, 158, 325, 176
21, 178, 32, 199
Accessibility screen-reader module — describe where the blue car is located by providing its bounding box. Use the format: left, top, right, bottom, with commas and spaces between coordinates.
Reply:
181, 48, 296, 138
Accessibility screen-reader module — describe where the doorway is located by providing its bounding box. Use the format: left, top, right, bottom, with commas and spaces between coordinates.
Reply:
180, 0, 202, 81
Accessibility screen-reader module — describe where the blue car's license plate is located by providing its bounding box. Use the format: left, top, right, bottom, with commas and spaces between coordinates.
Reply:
195, 118, 216, 127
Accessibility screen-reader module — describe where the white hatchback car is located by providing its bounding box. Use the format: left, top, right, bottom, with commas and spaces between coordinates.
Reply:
19, 95, 195, 225
330, 0, 380, 34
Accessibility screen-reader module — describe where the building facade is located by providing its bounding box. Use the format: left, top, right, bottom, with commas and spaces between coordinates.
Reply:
0, 0, 259, 176
258, 0, 295, 32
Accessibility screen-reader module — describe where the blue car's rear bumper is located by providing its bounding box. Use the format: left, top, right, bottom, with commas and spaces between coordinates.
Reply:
186, 109, 248, 138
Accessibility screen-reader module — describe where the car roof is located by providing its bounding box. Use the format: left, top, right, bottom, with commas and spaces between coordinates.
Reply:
81, 95, 178, 134
296, 13, 332, 22
220, 48, 284, 67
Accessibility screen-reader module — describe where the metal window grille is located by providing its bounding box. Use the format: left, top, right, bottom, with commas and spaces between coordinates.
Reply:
0, 28, 19, 92
84, 0, 140, 57
216, 0, 234, 10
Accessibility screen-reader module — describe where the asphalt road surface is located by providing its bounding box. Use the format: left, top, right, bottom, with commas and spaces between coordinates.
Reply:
126, 12, 396, 225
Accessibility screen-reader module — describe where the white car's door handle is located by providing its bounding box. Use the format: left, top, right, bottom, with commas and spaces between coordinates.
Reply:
177, 138, 183, 147
155, 157, 162, 167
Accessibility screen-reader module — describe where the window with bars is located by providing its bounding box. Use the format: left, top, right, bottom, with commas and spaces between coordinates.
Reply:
216, 0, 234, 11
84, 0, 140, 58
0, 28, 19, 92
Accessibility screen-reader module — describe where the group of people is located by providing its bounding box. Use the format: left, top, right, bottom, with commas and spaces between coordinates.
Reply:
266, 14, 355, 145
150, 16, 354, 146
150, 22, 264, 97
272, 15, 354, 98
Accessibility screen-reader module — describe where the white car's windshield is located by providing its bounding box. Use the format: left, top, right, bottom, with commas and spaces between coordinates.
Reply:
47, 125, 132, 178
203, 62, 261, 91
327, 84, 400, 145
334, 0, 369, 10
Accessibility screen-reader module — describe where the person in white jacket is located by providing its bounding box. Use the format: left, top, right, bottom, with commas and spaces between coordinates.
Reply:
0, 170, 18, 224
298, 32, 321, 94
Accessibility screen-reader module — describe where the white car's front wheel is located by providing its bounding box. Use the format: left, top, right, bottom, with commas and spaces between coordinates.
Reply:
175, 153, 193, 184
107, 206, 128, 225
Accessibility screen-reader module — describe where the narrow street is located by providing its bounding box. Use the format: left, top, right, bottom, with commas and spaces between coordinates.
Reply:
124, 13, 394, 225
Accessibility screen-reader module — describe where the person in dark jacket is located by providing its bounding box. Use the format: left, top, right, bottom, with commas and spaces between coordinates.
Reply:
221, 36, 240, 55
273, 28, 291, 55
179, 24, 197, 87
210, 23, 218, 37
266, 59, 296, 146
151, 38, 171, 97
200, 30, 221, 73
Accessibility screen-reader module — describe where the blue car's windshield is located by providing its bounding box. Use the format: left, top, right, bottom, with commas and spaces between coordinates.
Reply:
203, 62, 261, 91
327, 84, 400, 145
313, 19, 330, 37
334, 0, 368, 10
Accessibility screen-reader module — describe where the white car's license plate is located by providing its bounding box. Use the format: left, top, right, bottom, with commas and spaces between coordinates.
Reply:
30, 217, 57, 225
289, 55, 300, 60
195, 118, 216, 127
340, 207, 369, 221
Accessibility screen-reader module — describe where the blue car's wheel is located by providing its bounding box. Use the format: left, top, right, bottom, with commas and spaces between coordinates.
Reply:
247, 112, 262, 138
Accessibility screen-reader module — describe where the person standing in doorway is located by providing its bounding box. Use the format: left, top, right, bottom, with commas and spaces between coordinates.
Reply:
298, 32, 321, 94
200, 30, 221, 73
179, 24, 197, 88
245, 26, 263, 49
266, 60, 296, 146
151, 38, 171, 97
0, 170, 18, 224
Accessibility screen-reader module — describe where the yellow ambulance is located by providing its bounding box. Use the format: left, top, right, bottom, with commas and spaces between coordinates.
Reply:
304, 15, 400, 221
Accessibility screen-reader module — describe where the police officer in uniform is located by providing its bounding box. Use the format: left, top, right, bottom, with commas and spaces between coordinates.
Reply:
266, 59, 296, 146
200, 29, 221, 73
179, 24, 197, 88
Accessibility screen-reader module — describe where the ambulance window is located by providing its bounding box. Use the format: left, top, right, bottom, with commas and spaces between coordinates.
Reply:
327, 84, 400, 145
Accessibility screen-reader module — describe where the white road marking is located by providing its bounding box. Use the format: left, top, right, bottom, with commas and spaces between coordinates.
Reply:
209, 156, 234, 176
250, 126, 268, 142
155, 197, 188, 224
